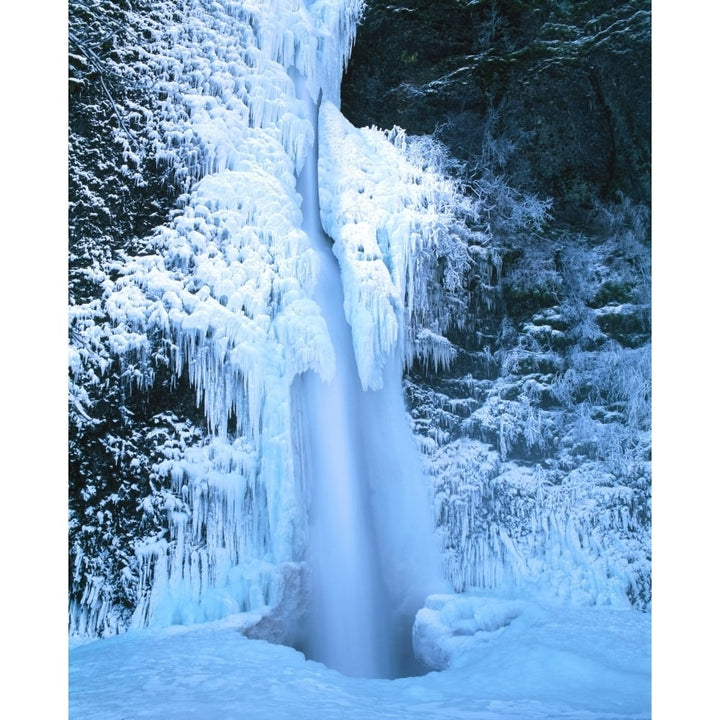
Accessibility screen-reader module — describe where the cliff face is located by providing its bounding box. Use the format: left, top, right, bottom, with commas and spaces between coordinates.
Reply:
343, 0, 651, 608
342, 0, 650, 215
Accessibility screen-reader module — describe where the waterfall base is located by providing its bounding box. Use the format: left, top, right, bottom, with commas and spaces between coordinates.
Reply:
292, 611, 432, 680
239, 579, 431, 680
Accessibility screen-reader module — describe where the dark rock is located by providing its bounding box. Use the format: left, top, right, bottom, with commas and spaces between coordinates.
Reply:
343, 0, 651, 213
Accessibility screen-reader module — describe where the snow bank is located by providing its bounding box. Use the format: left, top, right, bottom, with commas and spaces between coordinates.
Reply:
413, 593, 524, 670
69, 592, 651, 719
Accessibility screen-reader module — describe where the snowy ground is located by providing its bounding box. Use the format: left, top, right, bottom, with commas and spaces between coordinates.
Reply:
69, 593, 650, 720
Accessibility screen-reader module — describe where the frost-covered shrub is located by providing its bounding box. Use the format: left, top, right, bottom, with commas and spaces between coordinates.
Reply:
589, 193, 651, 306
427, 438, 650, 609
405, 177, 651, 610
433, 101, 554, 241
404, 134, 508, 320
69, 0, 195, 297
551, 343, 650, 432
502, 250, 563, 316
69, 409, 206, 636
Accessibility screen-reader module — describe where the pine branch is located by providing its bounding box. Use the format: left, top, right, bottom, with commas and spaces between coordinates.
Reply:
69, 29, 139, 149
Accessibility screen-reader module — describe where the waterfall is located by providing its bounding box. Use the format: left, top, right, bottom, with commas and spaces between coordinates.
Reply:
291, 75, 438, 679
293, 249, 395, 678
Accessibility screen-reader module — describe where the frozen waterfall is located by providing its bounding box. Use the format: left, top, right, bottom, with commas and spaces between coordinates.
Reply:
70, 0, 451, 664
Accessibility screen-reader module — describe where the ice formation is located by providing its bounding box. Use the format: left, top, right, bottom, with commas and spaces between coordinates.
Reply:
70, 0, 450, 661
318, 101, 466, 388
68, 0, 362, 632
69, 0, 650, 685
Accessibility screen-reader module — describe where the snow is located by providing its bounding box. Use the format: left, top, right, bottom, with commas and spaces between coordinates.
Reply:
69, 593, 650, 719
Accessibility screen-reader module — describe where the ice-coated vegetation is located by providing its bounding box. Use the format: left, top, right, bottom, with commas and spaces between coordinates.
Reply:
406, 194, 651, 612
70, 0, 368, 636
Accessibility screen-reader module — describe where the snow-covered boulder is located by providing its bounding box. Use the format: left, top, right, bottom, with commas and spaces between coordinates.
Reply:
413, 593, 523, 670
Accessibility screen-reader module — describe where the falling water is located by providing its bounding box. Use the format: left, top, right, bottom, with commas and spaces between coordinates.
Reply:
291, 74, 439, 679
293, 248, 395, 678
